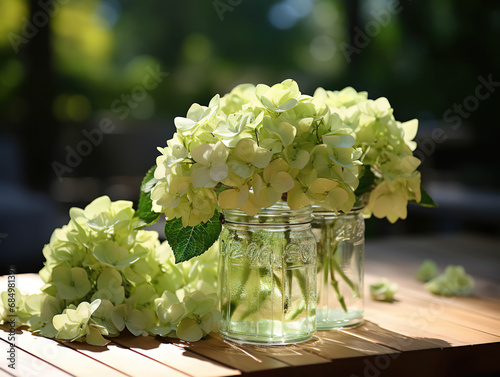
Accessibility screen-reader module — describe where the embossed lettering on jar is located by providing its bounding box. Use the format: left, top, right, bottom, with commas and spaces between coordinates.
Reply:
218, 201, 317, 345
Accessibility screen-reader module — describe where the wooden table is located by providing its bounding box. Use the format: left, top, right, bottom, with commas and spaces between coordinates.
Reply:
1, 234, 499, 377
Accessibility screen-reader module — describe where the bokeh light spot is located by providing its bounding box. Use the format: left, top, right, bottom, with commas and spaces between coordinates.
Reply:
310, 35, 337, 61
0, 0, 28, 47
182, 33, 212, 63
268, 2, 300, 30
95, 0, 121, 28
53, 94, 91, 122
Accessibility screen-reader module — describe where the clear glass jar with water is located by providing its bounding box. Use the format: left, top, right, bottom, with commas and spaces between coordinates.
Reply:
313, 207, 364, 329
218, 201, 317, 345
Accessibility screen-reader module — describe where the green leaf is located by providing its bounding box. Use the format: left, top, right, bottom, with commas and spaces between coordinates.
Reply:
136, 165, 160, 227
164, 210, 222, 263
414, 186, 438, 207
354, 165, 376, 197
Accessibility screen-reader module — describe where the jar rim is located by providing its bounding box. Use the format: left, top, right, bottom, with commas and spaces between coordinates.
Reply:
223, 201, 313, 224
312, 205, 365, 216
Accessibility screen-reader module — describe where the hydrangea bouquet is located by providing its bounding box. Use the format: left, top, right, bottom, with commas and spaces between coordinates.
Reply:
140, 79, 362, 262
1, 196, 220, 345
138, 79, 434, 262
314, 86, 436, 222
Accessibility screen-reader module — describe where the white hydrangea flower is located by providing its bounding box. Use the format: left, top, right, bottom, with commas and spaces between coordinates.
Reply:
151, 79, 425, 225
191, 141, 229, 188
174, 94, 220, 135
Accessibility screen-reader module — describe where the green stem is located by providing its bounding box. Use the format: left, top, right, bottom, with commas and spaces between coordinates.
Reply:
295, 269, 307, 299
318, 216, 358, 313
329, 258, 348, 312
226, 263, 251, 319
287, 269, 307, 320
331, 256, 358, 296
330, 274, 348, 312
239, 288, 271, 321
285, 269, 292, 312
283, 231, 308, 320
289, 302, 306, 320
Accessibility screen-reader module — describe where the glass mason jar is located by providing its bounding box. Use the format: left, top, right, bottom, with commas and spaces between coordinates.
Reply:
312, 207, 364, 329
218, 201, 317, 345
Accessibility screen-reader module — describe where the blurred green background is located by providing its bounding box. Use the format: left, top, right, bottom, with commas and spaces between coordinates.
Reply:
1, 0, 499, 273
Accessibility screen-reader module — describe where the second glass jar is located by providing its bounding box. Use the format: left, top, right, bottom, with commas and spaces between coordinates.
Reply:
312, 207, 365, 329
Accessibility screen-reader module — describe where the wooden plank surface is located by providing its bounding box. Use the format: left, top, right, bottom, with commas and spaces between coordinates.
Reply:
318, 330, 400, 356
0, 234, 499, 377
63, 341, 190, 377
167, 335, 291, 372
112, 332, 241, 377
364, 280, 500, 346
341, 321, 440, 352
0, 327, 128, 377
0, 368, 15, 377
397, 289, 500, 337
0, 337, 72, 377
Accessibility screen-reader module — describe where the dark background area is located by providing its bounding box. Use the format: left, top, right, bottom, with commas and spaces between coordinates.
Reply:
1, 0, 499, 275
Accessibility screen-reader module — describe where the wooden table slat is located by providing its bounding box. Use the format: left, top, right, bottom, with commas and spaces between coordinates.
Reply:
64, 341, 191, 377
364, 275, 500, 346
0, 368, 15, 377
364, 309, 462, 348
318, 330, 401, 356
340, 321, 440, 352
0, 337, 72, 377
395, 288, 500, 338
218, 337, 332, 367
166, 335, 291, 373
112, 332, 241, 377
367, 261, 500, 320
365, 302, 500, 347
0, 329, 128, 377
249, 346, 331, 367
298, 335, 368, 360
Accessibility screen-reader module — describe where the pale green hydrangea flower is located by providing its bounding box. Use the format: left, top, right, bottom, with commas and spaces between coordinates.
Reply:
0, 196, 221, 345
425, 266, 474, 297
152, 79, 426, 226
315, 86, 423, 222
369, 279, 398, 302
152, 79, 363, 227
416, 259, 439, 282
53, 300, 108, 346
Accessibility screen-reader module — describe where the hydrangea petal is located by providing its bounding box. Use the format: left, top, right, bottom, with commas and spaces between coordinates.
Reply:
270, 172, 294, 193
241, 193, 262, 216
287, 184, 311, 210
84, 196, 111, 219
252, 148, 272, 168
209, 163, 228, 182
229, 160, 253, 179
93, 241, 140, 270
211, 141, 229, 165
177, 317, 204, 342
218, 189, 240, 209
86, 325, 109, 346
257, 186, 281, 208
234, 137, 256, 160
191, 165, 216, 188
192, 144, 213, 165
